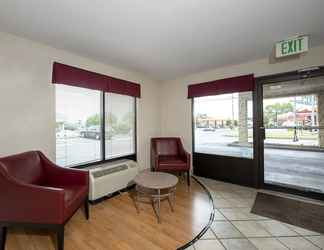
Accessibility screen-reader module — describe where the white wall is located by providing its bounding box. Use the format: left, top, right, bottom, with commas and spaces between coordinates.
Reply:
0, 32, 161, 170
160, 45, 324, 153
1, 30, 324, 169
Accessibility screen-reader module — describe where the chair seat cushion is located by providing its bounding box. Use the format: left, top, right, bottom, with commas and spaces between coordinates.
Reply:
47, 184, 87, 221
158, 156, 189, 171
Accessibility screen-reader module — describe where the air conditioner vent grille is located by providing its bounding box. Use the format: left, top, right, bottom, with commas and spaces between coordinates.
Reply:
92, 164, 128, 178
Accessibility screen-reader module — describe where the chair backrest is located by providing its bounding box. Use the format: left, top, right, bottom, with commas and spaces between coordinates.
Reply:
0, 151, 45, 185
151, 137, 181, 156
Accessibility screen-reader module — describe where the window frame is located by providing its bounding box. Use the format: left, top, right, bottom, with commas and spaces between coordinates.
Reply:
55, 87, 137, 169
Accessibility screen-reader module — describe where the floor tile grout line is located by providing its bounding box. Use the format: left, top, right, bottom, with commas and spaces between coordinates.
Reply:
206, 181, 271, 249
299, 235, 322, 249
217, 204, 320, 245
303, 236, 324, 249
212, 202, 261, 248
189, 178, 222, 250
205, 181, 294, 249
198, 178, 323, 250
201, 183, 232, 250
275, 236, 321, 249
202, 184, 227, 250
216, 207, 278, 249
280, 221, 323, 247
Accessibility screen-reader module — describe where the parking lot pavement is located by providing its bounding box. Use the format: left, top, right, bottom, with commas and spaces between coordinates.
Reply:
57, 131, 324, 194
264, 148, 324, 193
197, 142, 324, 193
195, 129, 324, 193
56, 137, 133, 166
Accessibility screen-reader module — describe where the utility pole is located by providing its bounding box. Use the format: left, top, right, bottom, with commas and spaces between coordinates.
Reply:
232, 94, 235, 129
311, 95, 316, 129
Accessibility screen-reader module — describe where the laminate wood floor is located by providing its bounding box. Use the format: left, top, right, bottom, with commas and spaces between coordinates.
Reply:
5, 177, 212, 250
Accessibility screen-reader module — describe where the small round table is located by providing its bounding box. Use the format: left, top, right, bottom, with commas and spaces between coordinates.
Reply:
133, 171, 178, 223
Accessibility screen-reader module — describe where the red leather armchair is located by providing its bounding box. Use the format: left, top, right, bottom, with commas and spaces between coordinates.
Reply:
0, 151, 89, 250
151, 137, 191, 186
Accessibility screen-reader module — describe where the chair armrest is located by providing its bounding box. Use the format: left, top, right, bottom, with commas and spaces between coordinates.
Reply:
178, 142, 191, 171
0, 167, 65, 224
182, 151, 191, 163
38, 151, 89, 187
178, 143, 191, 163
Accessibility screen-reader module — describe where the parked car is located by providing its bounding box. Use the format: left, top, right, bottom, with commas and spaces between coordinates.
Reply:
56, 129, 80, 139
202, 127, 216, 132
80, 126, 101, 140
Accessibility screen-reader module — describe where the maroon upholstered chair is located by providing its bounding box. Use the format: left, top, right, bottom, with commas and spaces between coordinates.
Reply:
151, 137, 191, 186
0, 151, 89, 250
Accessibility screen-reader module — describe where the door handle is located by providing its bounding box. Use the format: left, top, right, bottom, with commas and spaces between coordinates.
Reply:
259, 127, 265, 140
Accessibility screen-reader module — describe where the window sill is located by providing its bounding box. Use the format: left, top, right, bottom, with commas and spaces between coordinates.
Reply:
70, 154, 137, 169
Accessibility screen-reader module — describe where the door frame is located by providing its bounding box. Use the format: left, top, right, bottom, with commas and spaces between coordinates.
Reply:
255, 66, 324, 201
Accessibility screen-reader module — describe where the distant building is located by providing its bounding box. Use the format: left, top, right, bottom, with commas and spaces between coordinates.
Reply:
277, 108, 317, 127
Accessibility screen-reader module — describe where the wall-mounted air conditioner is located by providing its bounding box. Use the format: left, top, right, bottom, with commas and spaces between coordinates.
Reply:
87, 159, 139, 201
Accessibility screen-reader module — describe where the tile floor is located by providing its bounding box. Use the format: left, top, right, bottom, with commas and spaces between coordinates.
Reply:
185, 177, 324, 250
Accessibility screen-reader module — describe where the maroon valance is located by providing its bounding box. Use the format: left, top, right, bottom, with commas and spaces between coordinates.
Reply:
187, 74, 255, 98
107, 76, 141, 98
52, 62, 141, 98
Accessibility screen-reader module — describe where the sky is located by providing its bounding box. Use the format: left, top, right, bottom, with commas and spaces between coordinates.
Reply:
56, 85, 134, 124
56, 85, 101, 123
194, 92, 253, 120
194, 93, 316, 120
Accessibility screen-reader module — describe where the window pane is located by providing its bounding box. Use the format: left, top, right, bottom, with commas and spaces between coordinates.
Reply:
105, 93, 135, 159
56, 85, 101, 166
264, 95, 319, 146
194, 91, 253, 158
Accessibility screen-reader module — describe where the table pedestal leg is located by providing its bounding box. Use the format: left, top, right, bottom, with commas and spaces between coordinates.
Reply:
167, 191, 175, 212
157, 189, 161, 223
134, 193, 140, 214
151, 189, 161, 223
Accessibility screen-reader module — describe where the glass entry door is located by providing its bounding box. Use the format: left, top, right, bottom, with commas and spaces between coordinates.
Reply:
261, 75, 324, 195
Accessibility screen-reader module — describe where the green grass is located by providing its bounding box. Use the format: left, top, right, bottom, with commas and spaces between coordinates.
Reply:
224, 128, 317, 140
265, 130, 317, 140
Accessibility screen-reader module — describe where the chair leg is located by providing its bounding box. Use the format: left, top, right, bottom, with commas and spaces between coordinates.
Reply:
187, 171, 190, 186
57, 226, 64, 250
84, 197, 89, 220
0, 227, 7, 250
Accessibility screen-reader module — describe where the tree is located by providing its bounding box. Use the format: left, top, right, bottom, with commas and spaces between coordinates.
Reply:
116, 112, 134, 135
86, 114, 100, 127
264, 102, 293, 127
226, 119, 232, 127
106, 112, 118, 139
106, 112, 117, 126
121, 112, 134, 126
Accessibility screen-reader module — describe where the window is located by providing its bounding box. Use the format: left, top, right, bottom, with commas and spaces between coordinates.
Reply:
105, 93, 136, 159
193, 91, 253, 158
56, 85, 102, 166
55, 86, 136, 167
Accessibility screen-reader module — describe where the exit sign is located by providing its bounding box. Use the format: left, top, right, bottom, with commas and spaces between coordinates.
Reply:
275, 36, 309, 58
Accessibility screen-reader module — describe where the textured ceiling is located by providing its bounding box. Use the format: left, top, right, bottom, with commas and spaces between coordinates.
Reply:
1, 0, 324, 80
